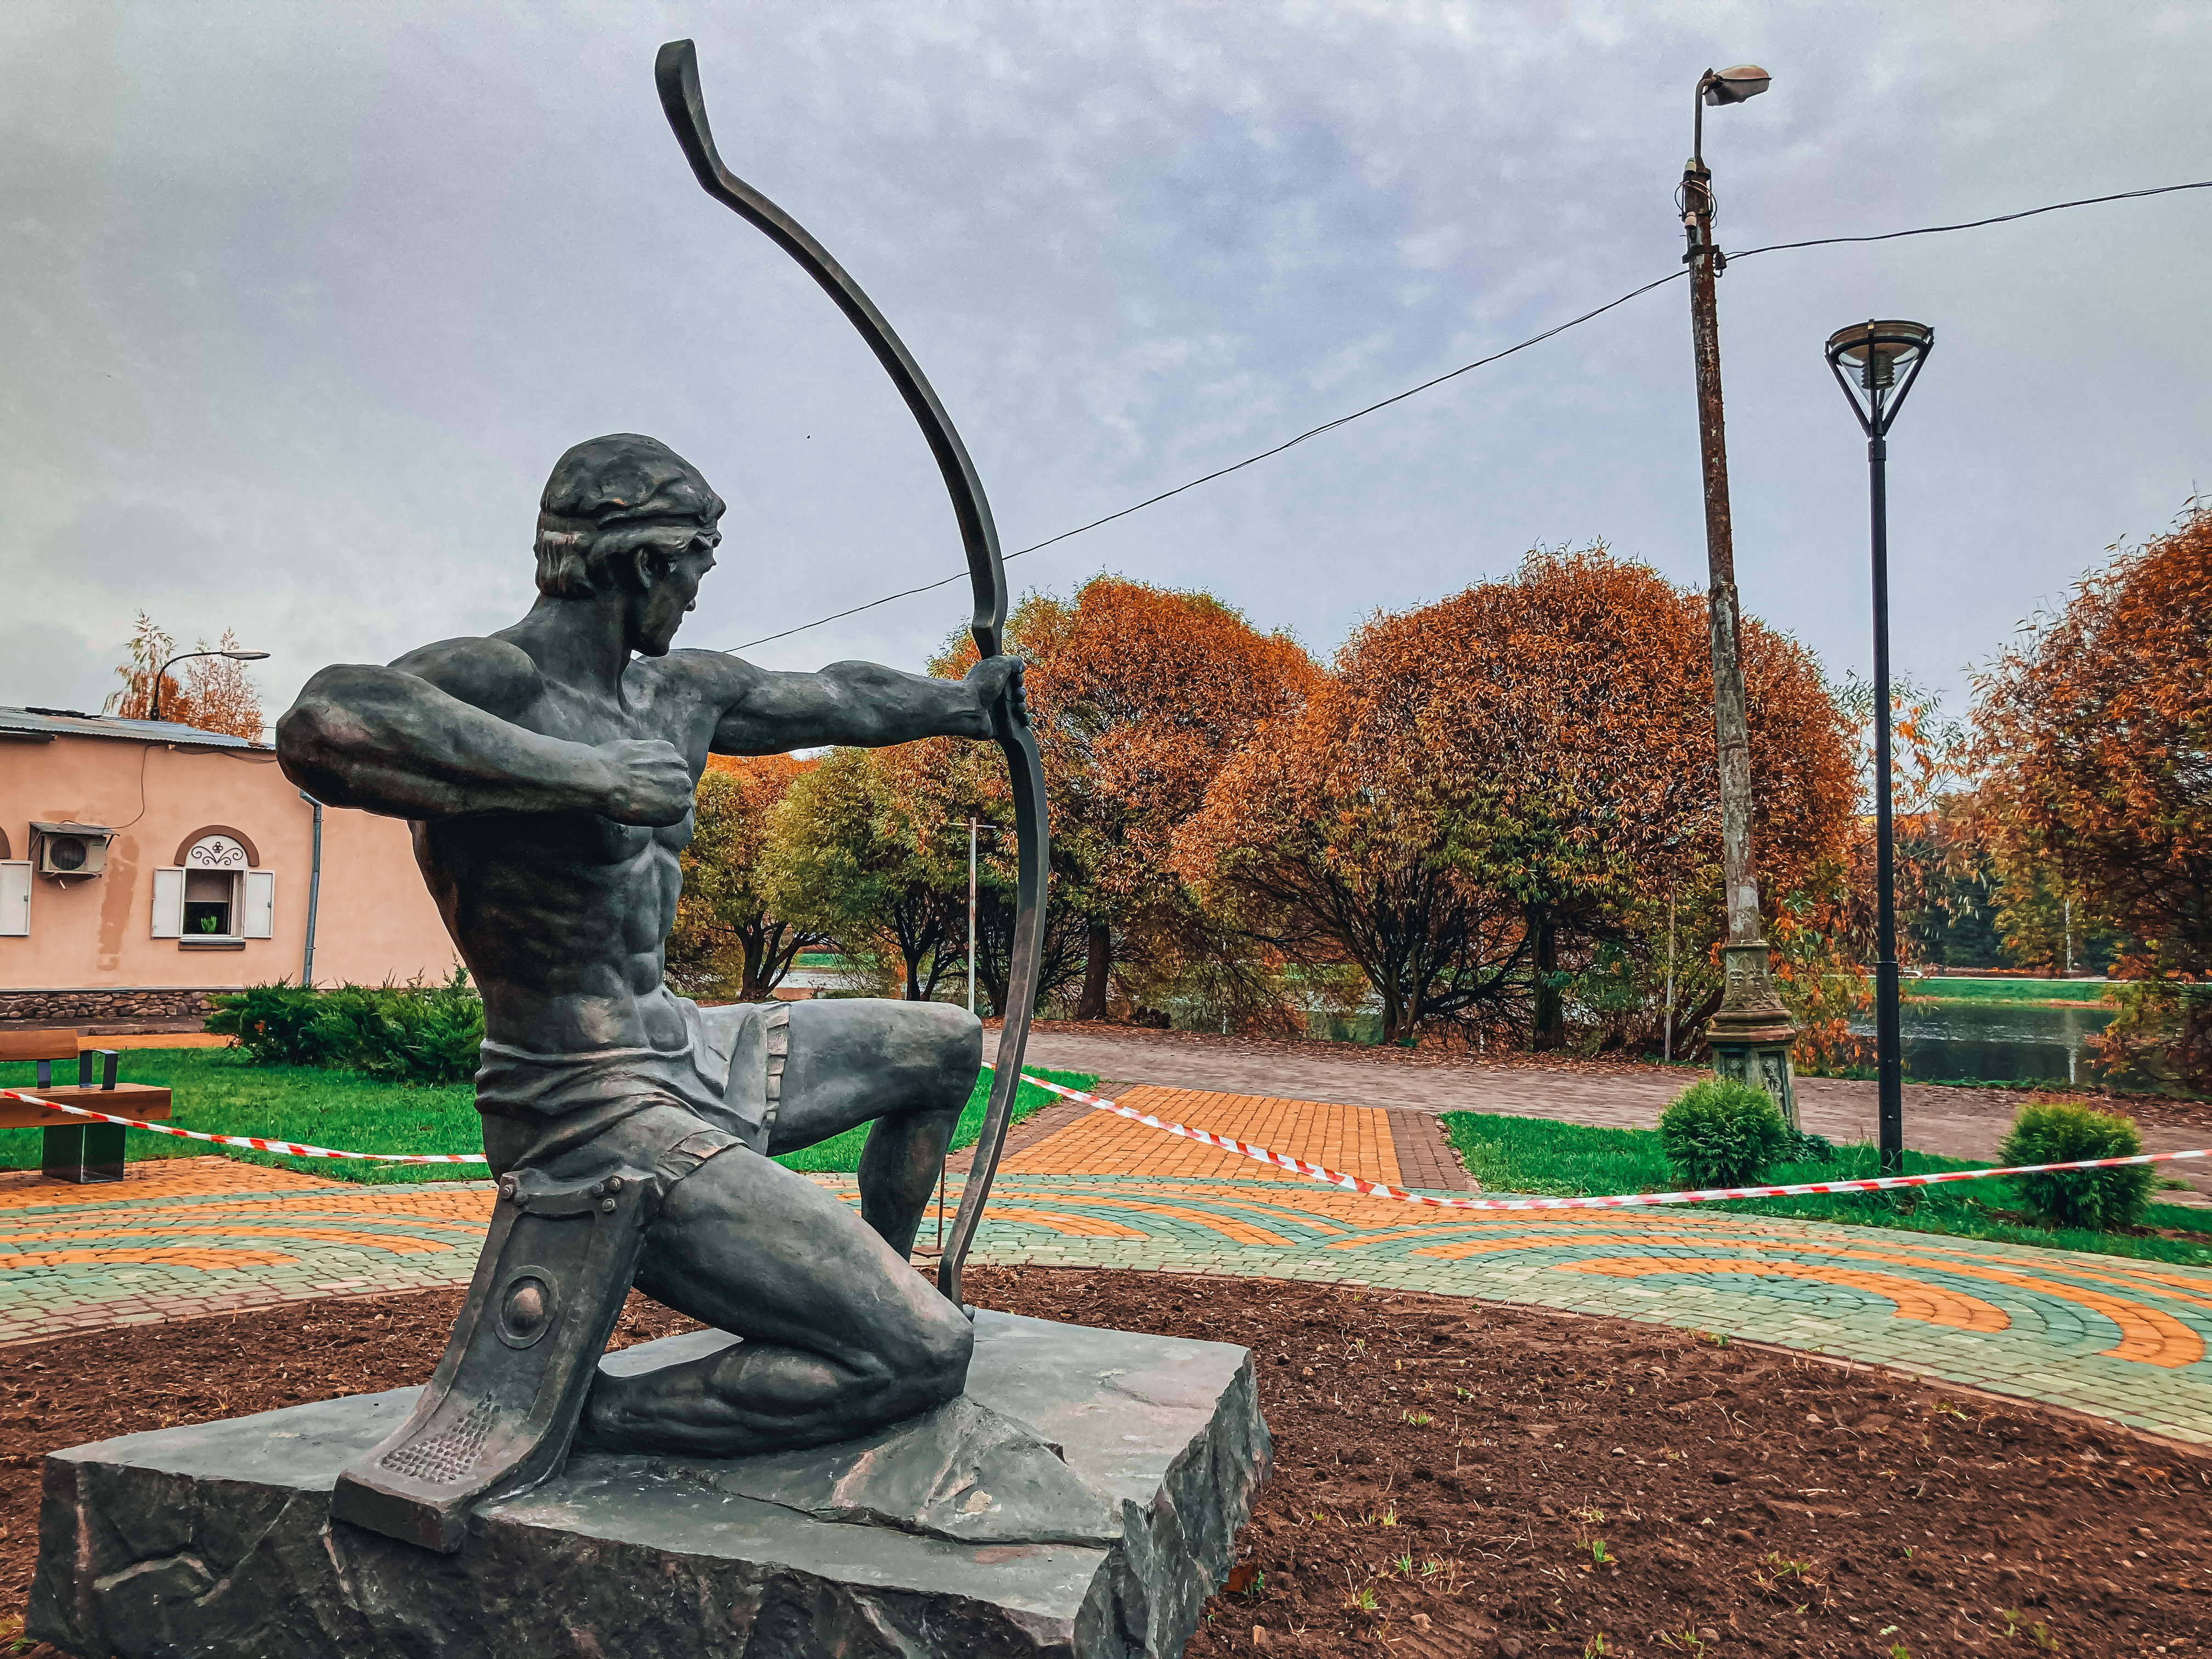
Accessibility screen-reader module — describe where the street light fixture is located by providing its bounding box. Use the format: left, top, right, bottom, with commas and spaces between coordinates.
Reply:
149, 648, 269, 724
1693, 64, 1772, 168
1681, 64, 1799, 1121
1825, 318, 1936, 1177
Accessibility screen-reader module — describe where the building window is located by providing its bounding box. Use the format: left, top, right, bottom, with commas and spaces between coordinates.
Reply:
153, 832, 274, 942
184, 868, 236, 936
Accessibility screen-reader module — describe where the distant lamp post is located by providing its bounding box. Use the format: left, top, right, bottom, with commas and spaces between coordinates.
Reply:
1682, 64, 1799, 1123
946, 816, 1001, 1015
1825, 318, 1936, 1176
149, 648, 269, 724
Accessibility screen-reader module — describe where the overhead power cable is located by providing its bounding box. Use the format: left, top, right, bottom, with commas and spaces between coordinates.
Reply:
730, 269, 1685, 651
729, 176, 2212, 654
1726, 177, 2212, 261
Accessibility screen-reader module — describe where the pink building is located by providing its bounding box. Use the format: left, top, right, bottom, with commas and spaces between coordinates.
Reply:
0, 706, 457, 1030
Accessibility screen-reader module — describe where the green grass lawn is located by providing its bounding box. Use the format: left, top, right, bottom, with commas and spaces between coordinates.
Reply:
1, 1048, 1093, 1184
1907, 976, 2113, 1007
1438, 1109, 2212, 1267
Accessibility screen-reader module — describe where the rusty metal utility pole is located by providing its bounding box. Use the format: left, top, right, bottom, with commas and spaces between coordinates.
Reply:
1682, 65, 1798, 1125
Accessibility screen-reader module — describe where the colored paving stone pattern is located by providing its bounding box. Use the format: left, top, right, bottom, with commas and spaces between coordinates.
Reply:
9, 1084, 2212, 1449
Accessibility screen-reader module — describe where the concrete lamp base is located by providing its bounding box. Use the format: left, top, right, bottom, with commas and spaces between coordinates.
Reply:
1707, 942, 1799, 1130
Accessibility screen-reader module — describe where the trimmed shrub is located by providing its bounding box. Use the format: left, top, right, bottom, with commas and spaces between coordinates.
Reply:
1658, 1078, 1791, 1190
205, 983, 329, 1066
1783, 1126, 1837, 1166
1997, 1100, 2155, 1232
207, 968, 484, 1086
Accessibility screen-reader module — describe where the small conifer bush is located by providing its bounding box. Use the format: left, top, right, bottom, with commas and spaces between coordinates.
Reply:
1657, 1078, 1790, 1190
207, 968, 484, 1086
1997, 1100, 2155, 1232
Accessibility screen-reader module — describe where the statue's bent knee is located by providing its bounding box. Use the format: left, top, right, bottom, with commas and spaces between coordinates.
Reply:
883, 1299, 974, 1415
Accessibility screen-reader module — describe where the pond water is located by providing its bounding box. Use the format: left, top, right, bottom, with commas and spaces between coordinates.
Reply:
1244, 992, 2169, 1093
1851, 997, 2124, 1088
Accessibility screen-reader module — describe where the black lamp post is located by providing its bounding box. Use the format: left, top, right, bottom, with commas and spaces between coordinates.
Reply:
1825, 318, 1936, 1177
149, 647, 269, 723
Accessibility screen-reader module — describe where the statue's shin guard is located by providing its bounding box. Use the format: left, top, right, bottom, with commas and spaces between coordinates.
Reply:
330, 1167, 653, 1552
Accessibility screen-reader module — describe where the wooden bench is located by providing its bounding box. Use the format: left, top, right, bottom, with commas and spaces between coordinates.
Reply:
0, 1030, 175, 1183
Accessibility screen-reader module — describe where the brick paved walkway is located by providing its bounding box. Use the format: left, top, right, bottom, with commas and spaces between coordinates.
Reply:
9, 1085, 2212, 1447
992, 1026, 2212, 1203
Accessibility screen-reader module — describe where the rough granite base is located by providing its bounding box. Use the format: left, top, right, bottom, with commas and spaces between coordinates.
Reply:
29, 1311, 1269, 1659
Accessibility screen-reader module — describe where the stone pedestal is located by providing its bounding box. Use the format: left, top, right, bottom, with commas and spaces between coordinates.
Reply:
1707, 940, 1798, 1130
29, 1311, 1269, 1659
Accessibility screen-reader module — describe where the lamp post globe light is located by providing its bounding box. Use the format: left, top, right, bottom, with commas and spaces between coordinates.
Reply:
1681, 64, 1801, 1124
148, 647, 269, 724
1825, 319, 1936, 1177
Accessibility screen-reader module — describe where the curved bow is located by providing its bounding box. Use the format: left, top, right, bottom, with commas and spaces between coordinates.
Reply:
656, 40, 1049, 1308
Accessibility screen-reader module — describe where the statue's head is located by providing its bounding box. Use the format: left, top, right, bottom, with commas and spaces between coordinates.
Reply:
535, 434, 726, 656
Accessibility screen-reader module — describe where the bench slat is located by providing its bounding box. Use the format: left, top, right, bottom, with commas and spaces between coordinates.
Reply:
0, 1030, 85, 1064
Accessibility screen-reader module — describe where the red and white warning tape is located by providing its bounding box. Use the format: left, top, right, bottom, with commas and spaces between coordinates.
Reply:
0, 1090, 488, 1164
983, 1063, 2211, 1214
10, 1070, 2207, 1208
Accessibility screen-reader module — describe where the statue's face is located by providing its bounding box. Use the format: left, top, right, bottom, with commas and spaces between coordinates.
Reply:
631, 529, 720, 657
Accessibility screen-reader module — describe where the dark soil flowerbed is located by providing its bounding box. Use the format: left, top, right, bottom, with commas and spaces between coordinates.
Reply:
8, 1271, 2212, 1657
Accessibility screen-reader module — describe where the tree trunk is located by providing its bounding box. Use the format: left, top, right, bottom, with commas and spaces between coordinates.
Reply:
1530, 909, 1563, 1051
1379, 961, 1407, 1045
1074, 921, 1111, 1020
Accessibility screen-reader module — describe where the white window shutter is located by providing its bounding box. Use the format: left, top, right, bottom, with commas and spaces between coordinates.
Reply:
0, 861, 29, 937
151, 867, 185, 938
242, 870, 275, 939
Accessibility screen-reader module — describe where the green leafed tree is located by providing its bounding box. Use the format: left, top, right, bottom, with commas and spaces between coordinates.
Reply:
763, 746, 970, 1002
664, 754, 825, 1001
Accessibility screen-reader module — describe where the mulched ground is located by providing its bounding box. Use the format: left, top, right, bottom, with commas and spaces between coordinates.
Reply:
8, 1271, 2211, 1658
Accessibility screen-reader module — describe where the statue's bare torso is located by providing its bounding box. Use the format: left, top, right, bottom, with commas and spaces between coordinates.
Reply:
396, 638, 757, 1056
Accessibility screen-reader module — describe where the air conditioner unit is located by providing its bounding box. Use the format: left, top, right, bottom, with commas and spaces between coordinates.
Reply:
31, 821, 115, 879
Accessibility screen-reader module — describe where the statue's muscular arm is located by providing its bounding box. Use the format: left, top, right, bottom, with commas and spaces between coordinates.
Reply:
277, 639, 695, 827
673, 651, 1023, 758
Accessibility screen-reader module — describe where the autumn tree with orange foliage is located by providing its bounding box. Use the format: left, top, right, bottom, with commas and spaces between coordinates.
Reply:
1974, 505, 2212, 1086
664, 752, 823, 1000
106, 613, 266, 741
1177, 548, 1857, 1051
926, 578, 1321, 1023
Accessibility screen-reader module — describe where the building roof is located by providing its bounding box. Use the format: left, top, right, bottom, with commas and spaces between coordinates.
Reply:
0, 706, 259, 750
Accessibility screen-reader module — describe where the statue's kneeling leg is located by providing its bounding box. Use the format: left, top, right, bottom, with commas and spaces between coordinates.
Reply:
769, 998, 983, 1257
580, 1142, 973, 1459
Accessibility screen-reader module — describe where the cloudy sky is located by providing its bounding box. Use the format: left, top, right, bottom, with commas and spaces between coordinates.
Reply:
3, 2, 2207, 732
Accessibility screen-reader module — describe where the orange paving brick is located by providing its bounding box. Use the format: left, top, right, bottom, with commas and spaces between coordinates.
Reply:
0, 1156, 345, 1210
1563, 1257, 2012, 1333
195, 1193, 494, 1227
0, 1224, 459, 1255
969, 1206, 1149, 1239
8, 1247, 300, 1270
1913, 1261, 2205, 1367
1030, 1195, 1300, 1247
1005, 1086, 1407, 1186
1397, 1227, 2205, 1367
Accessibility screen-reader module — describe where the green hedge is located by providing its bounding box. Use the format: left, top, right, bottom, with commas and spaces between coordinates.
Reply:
206, 972, 484, 1086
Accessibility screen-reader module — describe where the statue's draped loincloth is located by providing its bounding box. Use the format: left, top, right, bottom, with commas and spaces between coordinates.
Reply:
473, 993, 788, 1187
